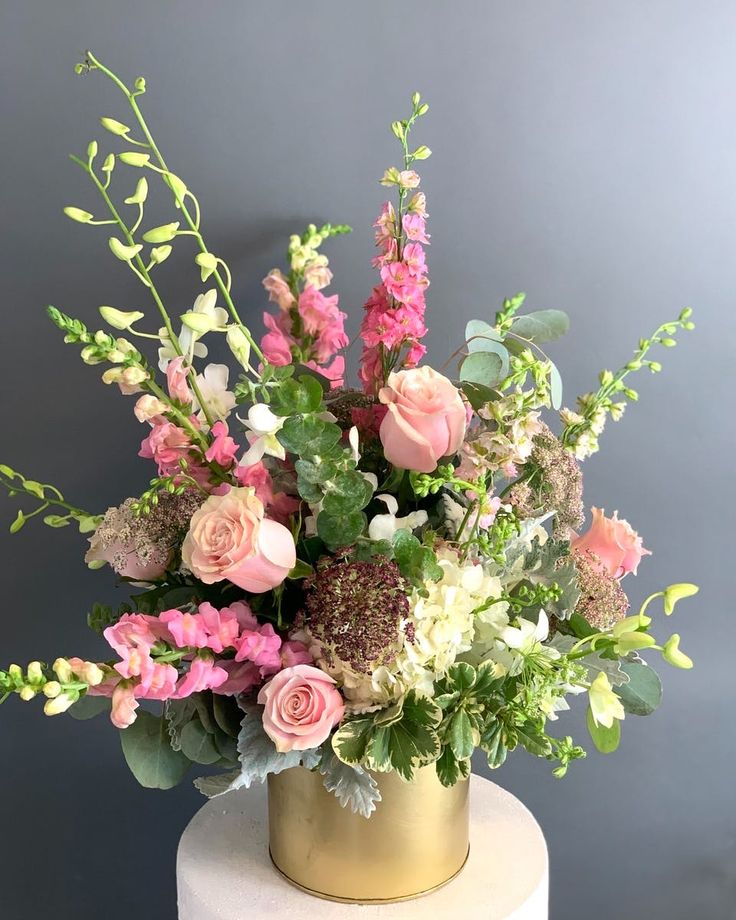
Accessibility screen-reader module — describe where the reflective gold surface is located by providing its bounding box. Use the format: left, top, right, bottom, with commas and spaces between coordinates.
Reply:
267, 764, 470, 903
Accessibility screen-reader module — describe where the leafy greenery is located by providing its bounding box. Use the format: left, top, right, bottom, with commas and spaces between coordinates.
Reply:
120, 709, 191, 789
615, 662, 662, 716
318, 751, 382, 818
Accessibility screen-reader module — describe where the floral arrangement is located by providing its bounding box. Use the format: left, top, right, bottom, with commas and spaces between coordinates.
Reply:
0, 53, 699, 817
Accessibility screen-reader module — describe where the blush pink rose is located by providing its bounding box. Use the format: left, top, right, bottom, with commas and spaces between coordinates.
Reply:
181, 487, 296, 593
258, 664, 344, 752
378, 366, 467, 473
572, 507, 651, 578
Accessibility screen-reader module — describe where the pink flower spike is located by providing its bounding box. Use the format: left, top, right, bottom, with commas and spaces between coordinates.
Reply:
166, 355, 193, 405
110, 683, 139, 729
402, 242, 427, 277
263, 269, 296, 311
226, 600, 259, 632
174, 656, 228, 699
234, 622, 282, 670
205, 420, 239, 468
159, 609, 210, 649
402, 213, 430, 243
212, 660, 261, 696
197, 601, 241, 653
135, 659, 179, 700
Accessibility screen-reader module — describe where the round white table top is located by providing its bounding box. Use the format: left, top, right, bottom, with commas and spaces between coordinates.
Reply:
177, 773, 548, 919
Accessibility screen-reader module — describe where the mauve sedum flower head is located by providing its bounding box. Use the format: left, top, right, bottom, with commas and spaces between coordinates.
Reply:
302, 557, 410, 675
572, 549, 629, 630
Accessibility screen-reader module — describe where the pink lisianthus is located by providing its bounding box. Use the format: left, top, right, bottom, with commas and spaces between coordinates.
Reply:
166, 355, 193, 405
263, 269, 296, 311
181, 487, 296, 593
261, 311, 295, 366
205, 420, 239, 468
402, 213, 430, 243
572, 507, 651, 578
258, 664, 345, 752
111, 682, 139, 729
378, 367, 467, 473
174, 656, 228, 698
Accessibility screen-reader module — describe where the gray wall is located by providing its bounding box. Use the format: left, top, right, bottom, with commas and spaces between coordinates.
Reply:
1, 2, 733, 918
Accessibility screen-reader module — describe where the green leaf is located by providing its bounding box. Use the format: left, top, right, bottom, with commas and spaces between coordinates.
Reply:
211, 694, 242, 738
272, 375, 324, 416
316, 510, 365, 548
194, 769, 248, 799
586, 707, 621, 753
294, 458, 337, 485
120, 710, 191, 789
465, 319, 504, 350
446, 662, 477, 692
278, 416, 342, 456
460, 349, 509, 388
69, 694, 110, 721
460, 381, 497, 411
481, 719, 508, 769
332, 717, 375, 766
516, 723, 552, 757
319, 752, 381, 818
616, 662, 662, 716
322, 470, 374, 516
43, 514, 71, 528
179, 719, 222, 765
448, 709, 475, 760
568, 612, 599, 639
435, 746, 471, 786
511, 309, 570, 343
287, 559, 314, 580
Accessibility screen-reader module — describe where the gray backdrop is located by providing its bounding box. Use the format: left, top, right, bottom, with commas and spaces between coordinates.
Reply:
1, 2, 733, 918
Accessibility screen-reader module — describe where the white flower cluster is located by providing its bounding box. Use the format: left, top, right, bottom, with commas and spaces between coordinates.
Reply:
372, 549, 506, 700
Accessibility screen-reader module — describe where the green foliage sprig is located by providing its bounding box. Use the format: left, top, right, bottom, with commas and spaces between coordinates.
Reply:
0, 463, 100, 534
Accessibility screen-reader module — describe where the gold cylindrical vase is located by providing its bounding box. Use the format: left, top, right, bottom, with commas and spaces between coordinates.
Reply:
268, 764, 470, 903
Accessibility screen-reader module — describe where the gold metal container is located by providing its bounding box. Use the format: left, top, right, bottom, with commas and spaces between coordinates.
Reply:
268, 764, 470, 903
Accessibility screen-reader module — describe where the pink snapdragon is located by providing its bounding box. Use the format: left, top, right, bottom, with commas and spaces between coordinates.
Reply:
263, 269, 296, 311
139, 420, 195, 476
166, 355, 193, 404
261, 312, 295, 366
205, 420, 239, 468
174, 656, 228, 697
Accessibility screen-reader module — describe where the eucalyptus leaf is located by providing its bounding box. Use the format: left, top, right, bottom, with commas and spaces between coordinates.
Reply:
120, 710, 191, 790
511, 309, 570, 343
316, 510, 365, 548
69, 694, 110, 721
460, 348, 509, 388
179, 719, 222, 765
616, 662, 662, 716
465, 319, 504, 350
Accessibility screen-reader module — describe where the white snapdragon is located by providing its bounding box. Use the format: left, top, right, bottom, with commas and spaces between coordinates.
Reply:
368, 494, 428, 542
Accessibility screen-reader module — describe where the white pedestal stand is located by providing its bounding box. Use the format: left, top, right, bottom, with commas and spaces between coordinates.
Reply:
177, 774, 548, 919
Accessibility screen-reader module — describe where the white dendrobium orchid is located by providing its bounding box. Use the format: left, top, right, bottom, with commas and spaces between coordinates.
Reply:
588, 672, 626, 728
193, 364, 236, 425
240, 404, 286, 467
368, 494, 429, 542
158, 290, 228, 371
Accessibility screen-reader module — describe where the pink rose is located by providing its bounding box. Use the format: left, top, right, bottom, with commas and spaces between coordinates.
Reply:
181, 487, 296, 593
258, 664, 344, 752
378, 366, 467, 473
572, 507, 651, 578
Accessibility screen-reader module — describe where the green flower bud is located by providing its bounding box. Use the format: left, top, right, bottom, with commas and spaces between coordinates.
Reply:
53, 659, 73, 682
43, 681, 62, 699
150, 245, 172, 264
8, 664, 22, 683
100, 117, 131, 136
19, 686, 37, 702
662, 634, 693, 669
649, 361, 662, 373
115, 338, 137, 355
391, 121, 405, 140
102, 154, 116, 173
80, 346, 104, 366
26, 661, 44, 684
134, 76, 146, 93
417, 102, 429, 116
163, 172, 188, 202
142, 222, 180, 243
412, 145, 432, 160
124, 177, 149, 205
118, 152, 151, 167
661, 337, 677, 347
614, 631, 657, 653
195, 251, 218, 281
599, 369, 614, 386
64, 207, 94, 223
181, 311, 220, 334
87, 140, 98, 160
99, 307, 145, 331
226, 326, 251, 369
679, 307, 693, 320
379, 167, 401, 187
412, 91, 421, 107
663, 583, 699, 615
108, 238, 143, 261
